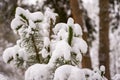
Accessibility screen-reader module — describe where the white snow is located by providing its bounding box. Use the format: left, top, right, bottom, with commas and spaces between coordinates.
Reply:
91, 72, 103, 80
25, 64, 52, 80
21, 0, 38, 5
116, 58, 120, 68
93, 67, 99, 73
41, 48, 49, 58
91, 66, 108, 80
18, 48, 28, 61
21, 0, 45, 6
82, 68, 94, 79
41, 22, 50, 30
15, 7, 30, 20
73, 23, 83, 36
112, 74, 120, 80
49, 40, 71, 63
44, 8, 58, 24
53, 65, 85, 80
2, 45, 19, 63
0, 74, 8, 80
40, 36, 50, 58
53, 23, 68, 35
30, 12, 44, 22
67, 17, 74, 27
91, 72, 108, 80
11, 16, 24, 33
42, 29, 49, 37
53, 65, 107, 80
2, 44, 27, 67
57, 29, 68, 40
29, 20, 36, 29
43, 37, 50, 47
71, 37, 88, 54
76, 53, 82, 62
100, 65, 105, 72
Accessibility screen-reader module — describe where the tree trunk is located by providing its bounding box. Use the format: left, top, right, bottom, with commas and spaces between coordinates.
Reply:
99, 0, 110, 79
69, 0, 91, 68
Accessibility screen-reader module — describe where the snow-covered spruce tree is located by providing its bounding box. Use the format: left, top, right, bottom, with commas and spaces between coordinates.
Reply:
3, 7, 107, 80
2, 7, 57, 68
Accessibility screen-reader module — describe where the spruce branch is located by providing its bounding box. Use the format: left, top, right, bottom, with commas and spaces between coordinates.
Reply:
31, 34, 40, 63
49, 19, 54, 40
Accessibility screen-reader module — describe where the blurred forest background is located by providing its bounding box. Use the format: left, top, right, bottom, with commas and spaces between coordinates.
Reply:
0, 0, 120, 80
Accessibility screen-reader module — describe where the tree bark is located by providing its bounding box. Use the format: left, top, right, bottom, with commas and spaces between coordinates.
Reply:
69, 0, 91, 68
99, 0, 110, 79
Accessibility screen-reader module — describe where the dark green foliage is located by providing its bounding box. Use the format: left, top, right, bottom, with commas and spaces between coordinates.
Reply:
16, 25, 22, 30
71, 53, 80, 65
68, 26, 73, 46
7, 57, 14, 63
43, 55, 51, 64
15, 57, 24, 67
34, 20, 42, 23
56, 57, 72, 67
20, 14, 29, 25
31, 34, 40, 63
101, 71, 104, 77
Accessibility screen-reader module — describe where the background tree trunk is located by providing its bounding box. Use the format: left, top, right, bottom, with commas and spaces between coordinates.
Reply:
99, 0, 110, 79
69, 0, 91, 68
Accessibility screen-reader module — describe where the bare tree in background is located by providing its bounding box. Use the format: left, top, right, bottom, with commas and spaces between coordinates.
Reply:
69, 0, 92, 68
99, 0, 110, 79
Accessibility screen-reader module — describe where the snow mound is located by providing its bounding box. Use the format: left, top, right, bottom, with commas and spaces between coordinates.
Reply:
0, 74, 8, 80
53, 65, 85, 80
25, 64, 52, 80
